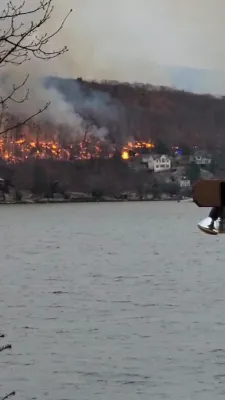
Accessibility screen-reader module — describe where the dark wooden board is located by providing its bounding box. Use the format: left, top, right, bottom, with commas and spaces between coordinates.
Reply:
193, 179, 225, 207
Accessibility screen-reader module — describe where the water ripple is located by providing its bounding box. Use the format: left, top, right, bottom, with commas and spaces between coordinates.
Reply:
0, 202, 224, 400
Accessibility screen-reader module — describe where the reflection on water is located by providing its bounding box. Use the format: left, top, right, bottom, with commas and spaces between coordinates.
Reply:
0, 202, 225, 400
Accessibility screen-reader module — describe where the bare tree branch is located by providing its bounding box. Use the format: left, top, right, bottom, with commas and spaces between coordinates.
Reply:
1, 0, 52, 18
0, 74, 29, 105
1, 391, 16, 400
0, 344, 11, 353
0, 0, 72, 135
0, 102, 50, 134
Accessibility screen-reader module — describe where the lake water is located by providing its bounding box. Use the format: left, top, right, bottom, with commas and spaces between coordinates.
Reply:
1, 202, 225, 400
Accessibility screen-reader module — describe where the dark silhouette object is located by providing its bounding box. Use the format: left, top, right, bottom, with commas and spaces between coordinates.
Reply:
3, 179, 12, 194
92, 189, 103, 200
45, 181, 59, 199
15, 190, 22, 202
208, 158, 216, 174
46, 180, 60, 199
0, 179, 5, 201
0, 178, 14, 201
63, 192, 70, 200
32, 163, 49, 195
180, 144, 192, 156
52, 180, 60, 194
154, 139, 170, 155
120, 193, 128, 200
162, 182, 180, 196
187, 161, 201, 184
0, 333, 15, 400
0, 344, 11, 353
151, 183, 162, 200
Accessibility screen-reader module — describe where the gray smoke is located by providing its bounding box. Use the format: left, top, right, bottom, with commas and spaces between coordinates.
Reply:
0, 1, 121, 139
47, 0, 225, 95
1, 0, 225, 134
45, 77, 121, 126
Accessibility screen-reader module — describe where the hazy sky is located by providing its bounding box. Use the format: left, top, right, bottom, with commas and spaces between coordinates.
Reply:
3, 0, 225, 95
1, 0, 224, 132
47, 0, 225, 95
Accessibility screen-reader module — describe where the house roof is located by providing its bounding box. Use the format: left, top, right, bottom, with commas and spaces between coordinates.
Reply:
142, 153, 171, 161
192, 150, 212, 158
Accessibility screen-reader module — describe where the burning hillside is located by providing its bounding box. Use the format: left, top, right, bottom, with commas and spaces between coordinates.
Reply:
121, 140, 155, 160
0, 132, 113, 163
0, 121, 155, 163
3, 76, 225, 161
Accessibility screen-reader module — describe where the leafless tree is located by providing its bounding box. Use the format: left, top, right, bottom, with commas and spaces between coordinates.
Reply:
0, 0, 72, 135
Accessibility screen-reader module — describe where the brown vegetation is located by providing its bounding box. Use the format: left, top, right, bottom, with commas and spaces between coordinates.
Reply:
72, 78, 225, 151
0, 157, 156, 197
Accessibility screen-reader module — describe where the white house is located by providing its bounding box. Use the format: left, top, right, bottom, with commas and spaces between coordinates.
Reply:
142, 154, 171, 172
178, 176, 191, 188
190, 151, 212, 165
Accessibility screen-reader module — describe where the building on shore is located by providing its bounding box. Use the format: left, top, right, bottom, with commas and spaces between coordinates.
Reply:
189, 150, 212, 165
178, 176, 191, 188
141, 154, 171, 172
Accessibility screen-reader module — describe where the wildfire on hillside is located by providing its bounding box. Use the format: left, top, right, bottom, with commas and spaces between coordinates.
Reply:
0, 124, 155, 163
121, 140, 155, 160
0, 136, 117, 163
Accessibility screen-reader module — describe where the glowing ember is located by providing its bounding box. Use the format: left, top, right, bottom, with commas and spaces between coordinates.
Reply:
0, 135, 115, 163
121, 140, 155, 160
0, 121, 155, 164
122, 151, 129, 160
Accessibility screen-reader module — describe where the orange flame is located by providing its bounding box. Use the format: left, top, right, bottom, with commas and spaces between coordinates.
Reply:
121, 140, 155, 160
0, 123, 155, 164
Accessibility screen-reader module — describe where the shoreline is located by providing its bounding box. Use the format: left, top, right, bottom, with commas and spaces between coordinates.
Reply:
0, 197, 193, 205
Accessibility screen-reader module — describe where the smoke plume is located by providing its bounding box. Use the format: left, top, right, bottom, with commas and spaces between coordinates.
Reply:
1, 0, 225, 135
48, 0, 225, 95
0, 0, 122, 139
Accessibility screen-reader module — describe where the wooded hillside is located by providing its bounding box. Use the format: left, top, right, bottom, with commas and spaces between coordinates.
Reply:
50, 77, 225, 151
